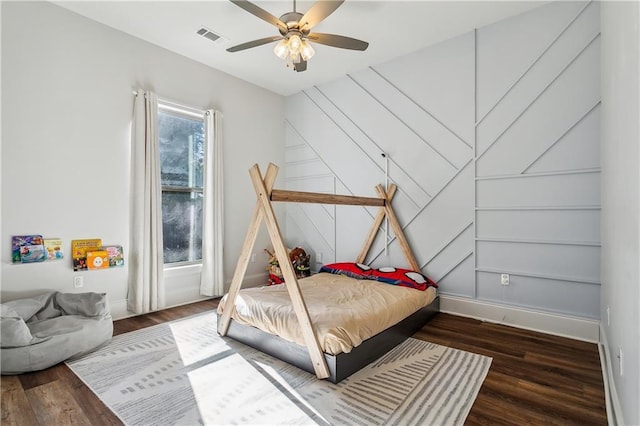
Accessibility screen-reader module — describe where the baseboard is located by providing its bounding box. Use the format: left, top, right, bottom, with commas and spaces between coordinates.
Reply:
439, 295, 600, 343
110, 299, 132, 320
599, 324, 625, 426
109, 297, 215, 321
109, 273, 267, 320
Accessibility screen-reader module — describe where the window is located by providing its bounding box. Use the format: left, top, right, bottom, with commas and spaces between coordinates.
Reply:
158, 101, 206, 264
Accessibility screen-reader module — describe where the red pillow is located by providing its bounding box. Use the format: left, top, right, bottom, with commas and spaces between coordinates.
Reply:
319, 262, 437, 291
319, 262, 373, 279
369, 266, 437, 291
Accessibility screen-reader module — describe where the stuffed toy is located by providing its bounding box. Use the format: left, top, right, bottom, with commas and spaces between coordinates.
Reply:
265, 246, 311, 285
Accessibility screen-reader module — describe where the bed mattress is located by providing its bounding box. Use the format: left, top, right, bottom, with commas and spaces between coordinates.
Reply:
217, 272, 437, 355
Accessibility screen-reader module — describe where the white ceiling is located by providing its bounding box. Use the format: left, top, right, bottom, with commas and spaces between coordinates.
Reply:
54, 0, 546, 96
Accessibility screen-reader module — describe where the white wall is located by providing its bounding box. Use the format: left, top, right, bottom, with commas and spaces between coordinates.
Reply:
0, 1, 3, 292
1, 2, 285, 318
600, 1, 640, 425
283, 1, 601, 340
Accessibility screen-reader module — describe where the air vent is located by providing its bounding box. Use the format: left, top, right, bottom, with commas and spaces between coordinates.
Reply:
197, 27, 223, 43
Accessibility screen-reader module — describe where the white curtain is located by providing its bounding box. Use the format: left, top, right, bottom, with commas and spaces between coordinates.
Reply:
128, 89, 165, 314
200, 110, 224, 296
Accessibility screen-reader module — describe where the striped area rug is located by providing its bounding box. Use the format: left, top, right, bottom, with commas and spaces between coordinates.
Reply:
67, 311, 491, 426
302, 340, 491, 425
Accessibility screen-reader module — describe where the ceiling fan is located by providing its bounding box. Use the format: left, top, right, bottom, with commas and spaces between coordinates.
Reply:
227, 0, 369, 72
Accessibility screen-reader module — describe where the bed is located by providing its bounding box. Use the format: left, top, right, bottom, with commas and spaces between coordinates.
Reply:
218, 264, 438, 383
218, 163, 438, 382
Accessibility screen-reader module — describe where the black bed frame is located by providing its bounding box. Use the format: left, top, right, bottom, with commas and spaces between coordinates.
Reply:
218, 296, 439, 383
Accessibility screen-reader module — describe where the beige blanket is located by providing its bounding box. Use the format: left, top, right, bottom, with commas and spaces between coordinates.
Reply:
218, 272, 437, 355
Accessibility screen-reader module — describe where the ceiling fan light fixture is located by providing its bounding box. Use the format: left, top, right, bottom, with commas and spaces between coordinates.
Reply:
289, 52, 301, 65
300, 40, 315, 61
288, 34, 302, 53
274, 33, 313, 68
228, 0, 369, 72
273, 39, 289, 59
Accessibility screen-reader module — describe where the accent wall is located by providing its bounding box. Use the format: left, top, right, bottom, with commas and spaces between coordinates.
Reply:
284, 1, 601, 328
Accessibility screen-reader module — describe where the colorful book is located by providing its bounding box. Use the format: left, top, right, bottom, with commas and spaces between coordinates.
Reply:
87, 250, 109, 270
72, 239, 102, 271
43, 238, 64, 260
20, 245, 46, 263
11, 235, 44, 263
102, 245, 125, 267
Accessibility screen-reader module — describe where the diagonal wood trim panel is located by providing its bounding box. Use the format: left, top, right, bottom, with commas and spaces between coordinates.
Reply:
283, 0, 601, 326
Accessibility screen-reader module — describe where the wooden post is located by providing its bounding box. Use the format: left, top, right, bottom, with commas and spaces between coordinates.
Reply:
375, 184, 421, 272
218, 163, 278, 336
356, 184, 397, 264
249, 166, 330, 379
221, 163, 420, 380
271, 189, 384, 206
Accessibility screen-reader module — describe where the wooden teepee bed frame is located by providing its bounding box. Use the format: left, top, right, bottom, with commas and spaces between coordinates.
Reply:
217, 163, 439, 383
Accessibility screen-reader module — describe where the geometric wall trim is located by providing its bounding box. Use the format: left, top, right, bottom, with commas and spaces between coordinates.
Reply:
284, 0, 600, 320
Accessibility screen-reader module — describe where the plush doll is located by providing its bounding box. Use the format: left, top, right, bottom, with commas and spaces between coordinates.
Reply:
264, 246, 311, 284
289, 247, 311, 278
264, 248, 283, 285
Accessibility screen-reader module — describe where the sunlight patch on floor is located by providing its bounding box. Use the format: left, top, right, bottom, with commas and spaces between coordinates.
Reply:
169, 314, 230, 366
187, 353, 316, 425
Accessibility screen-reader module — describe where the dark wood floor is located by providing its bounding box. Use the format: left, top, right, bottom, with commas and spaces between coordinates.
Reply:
415, 314, 607, 425
1, 299, 607, 425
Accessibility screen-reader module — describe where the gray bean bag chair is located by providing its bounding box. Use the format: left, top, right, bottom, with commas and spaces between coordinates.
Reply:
0, 292, 113, 374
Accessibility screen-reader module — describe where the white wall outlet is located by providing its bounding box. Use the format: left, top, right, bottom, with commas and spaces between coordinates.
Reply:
318, 252, 323, 263
250, 253, 256, 263
73, 276, 84, 288
618, 346, 624, 376
606, 306, 610, 327
500, 273, 510, 285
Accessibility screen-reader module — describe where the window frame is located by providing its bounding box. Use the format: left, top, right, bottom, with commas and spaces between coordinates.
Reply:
157, 99, 208, 269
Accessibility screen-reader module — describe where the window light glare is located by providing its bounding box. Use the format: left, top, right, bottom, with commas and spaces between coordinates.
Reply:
158, 102, 204, 119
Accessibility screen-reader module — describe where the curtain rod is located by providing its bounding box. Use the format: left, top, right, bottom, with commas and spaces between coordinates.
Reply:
131, 89, 213, 116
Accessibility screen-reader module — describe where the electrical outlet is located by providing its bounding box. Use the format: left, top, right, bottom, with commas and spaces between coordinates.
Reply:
500, 274, 510, 285
73, 276, 84, 288
250, 253, 256, 263
318, 252, 323, 263
606, 306, 610, 327
618, 346, 624, 376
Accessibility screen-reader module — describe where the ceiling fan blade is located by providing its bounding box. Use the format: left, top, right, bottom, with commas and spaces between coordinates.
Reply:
299, 0, 344, 31
294, 60, 307, 72
307, 33, 369, 51
227, 36, 283, 52
230, 0, 287, 31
